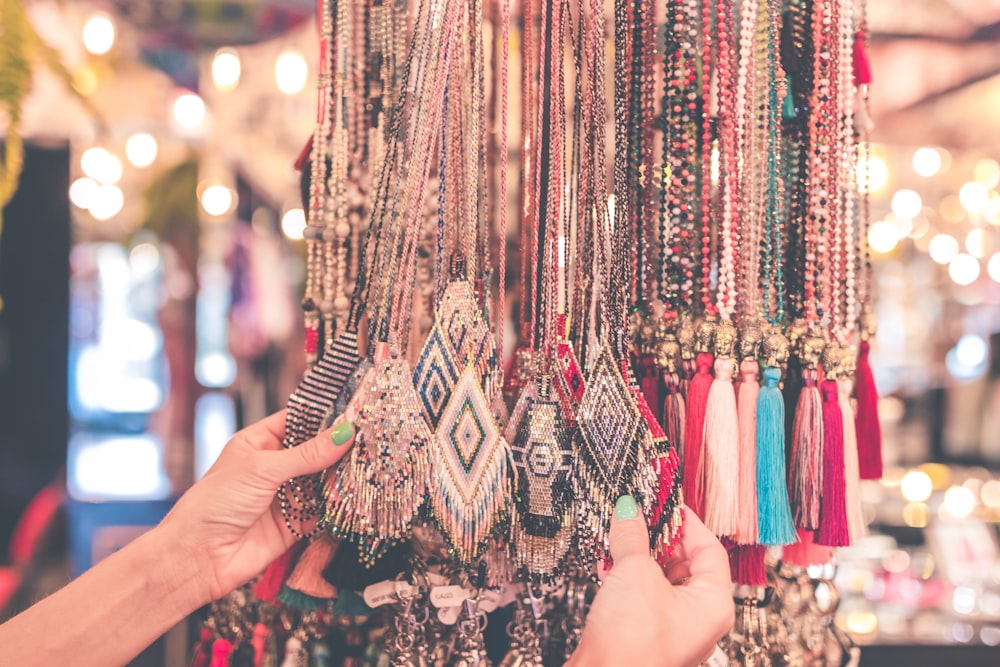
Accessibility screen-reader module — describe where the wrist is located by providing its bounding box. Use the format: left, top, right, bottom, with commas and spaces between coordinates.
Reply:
146, 519, 215, 611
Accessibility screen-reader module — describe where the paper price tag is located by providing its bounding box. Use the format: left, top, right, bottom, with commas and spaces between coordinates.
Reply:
430, 585, 470, 608
705, 646, 729, 667
437, 605, 460, 625
478, 588, 503, 613
362, 580, 398, 608
426, 572, 450, 587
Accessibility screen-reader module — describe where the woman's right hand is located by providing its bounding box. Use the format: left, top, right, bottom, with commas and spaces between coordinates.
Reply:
567, 500, 735, 667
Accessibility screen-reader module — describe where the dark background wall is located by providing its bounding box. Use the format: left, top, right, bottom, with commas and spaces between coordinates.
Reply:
0, 144, 70, 555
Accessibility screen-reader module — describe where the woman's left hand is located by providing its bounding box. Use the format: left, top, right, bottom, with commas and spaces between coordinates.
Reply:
159, 410, 356, 603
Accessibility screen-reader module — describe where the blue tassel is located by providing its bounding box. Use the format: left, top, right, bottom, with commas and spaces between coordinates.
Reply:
276, 585, 326, 611
756, 366, 797, 546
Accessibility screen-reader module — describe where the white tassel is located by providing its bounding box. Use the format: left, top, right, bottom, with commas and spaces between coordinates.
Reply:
702, 357, 740, 537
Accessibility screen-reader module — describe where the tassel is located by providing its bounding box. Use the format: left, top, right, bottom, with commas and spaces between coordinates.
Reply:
839, 378, 867, 542
279, 637, 307, 667
662, 372, 686, 456
726, 540, 767, 586
252, 624, 269, 667
252, 542, 304, 603
684, 352, 714, 519
756, 367, 797, 546
735, 359, 759, 544
639, 354, 661, 423
788, 369, 822, 530
782, 76, 797, 119
191, 628, 213, 667
702, 357, 740, 537
855, 341, 882, 479
853, 31, 872, 86
210, 639, 233, 667
276, 586, 326, 612
816, 379, 850, 547
782, 528, 833, 568
283, 534, 338, 598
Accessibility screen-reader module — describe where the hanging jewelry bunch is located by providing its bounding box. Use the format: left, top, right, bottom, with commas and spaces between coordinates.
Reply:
191, 0, 886, 664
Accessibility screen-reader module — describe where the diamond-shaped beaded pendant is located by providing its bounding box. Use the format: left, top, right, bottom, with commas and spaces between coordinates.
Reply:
554, 341, 586, 425
322, 358, 432, 564
439, 280, 496, 381
510, 382, 575, 582
413, 324, 460, 428
430, 366, 511, 564
575, 346, 653, 564
621, 360, 684, 561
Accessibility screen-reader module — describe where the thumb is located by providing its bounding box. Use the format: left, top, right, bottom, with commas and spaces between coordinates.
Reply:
608, 495, 651, 563
268, 418, 356, 482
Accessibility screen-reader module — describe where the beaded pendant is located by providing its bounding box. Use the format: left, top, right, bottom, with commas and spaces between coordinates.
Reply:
322, 358, 431, 564
554, 341, 586, 425
280, 328, 362, 535
413, 324, 460, 428
429, 366, 511, 564
575, 346, 654, 564
622, 360, 683, 561
439, 280, 495, 381
504, 379, 538, 444
510, 380, 575, 582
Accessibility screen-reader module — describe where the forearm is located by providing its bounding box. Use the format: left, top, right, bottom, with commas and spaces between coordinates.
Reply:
0, 524, 207, 667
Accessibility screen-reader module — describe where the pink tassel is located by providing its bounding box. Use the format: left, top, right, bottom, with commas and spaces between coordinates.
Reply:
855, 341, 882, 479
789, 370, 823, 530
252, 623, 269, 667
839, 378, 867, 542
735, 359, 759, 544
252, 541, 304, 603
782, 528, 833, 568
191, 628, 213, 667
210, 639, 233, 667
702, 358, 740, 537
662, 372, 686, 456
726, 540, 766, 586
684, 352, 714, 519
816, 380, 850, 546
853, 31, 872, 86
284, 534, 338, 598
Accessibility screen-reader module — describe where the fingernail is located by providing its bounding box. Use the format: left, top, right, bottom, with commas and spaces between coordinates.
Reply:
615, 495, 639, 520
330, 421, 354, 446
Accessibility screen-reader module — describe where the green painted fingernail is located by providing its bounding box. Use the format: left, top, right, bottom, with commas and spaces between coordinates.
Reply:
615, 495, 639, 520
330, 421, 354, 446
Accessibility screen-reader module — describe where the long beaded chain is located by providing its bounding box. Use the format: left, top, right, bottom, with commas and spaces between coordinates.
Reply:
715, 0, 739, 321
495, 0, 510, 368
697, 0, 716, 316
761, 0, 785, 326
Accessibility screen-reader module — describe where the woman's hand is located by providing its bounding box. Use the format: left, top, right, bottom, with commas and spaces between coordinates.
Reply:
158, 410, 356, 604
568, 499, 735, 667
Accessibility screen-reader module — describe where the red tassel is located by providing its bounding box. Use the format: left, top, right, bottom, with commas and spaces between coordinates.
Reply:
726, 541, 767, 586
853, 31, 872, 86
252, 541, 305, 603
684, 352, 714, 519
789, 370, 822, 530
855, 341, 883, 479
639, 354, 661, 424
735, 360, 759, 545
210, 639, 233, 667
816, 380, 850, 546
191, 627, 213, 667
782, 528, 833, 568
702, 358, 740, 537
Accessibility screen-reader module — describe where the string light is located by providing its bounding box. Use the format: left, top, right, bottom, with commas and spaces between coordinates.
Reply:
125, 133, 158, 168
83, 15, 115, 56
275, 50, 308, 95
281, 208, 306, 240
912, 147, 942, 177
928, 234, 959, 264
212, 49, 242, 91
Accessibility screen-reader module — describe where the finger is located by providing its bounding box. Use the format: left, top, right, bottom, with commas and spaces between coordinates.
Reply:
265, 417, 356, 482
680, 507, 731, 588
608, 495, 651, 563
239, 410, 289, 452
